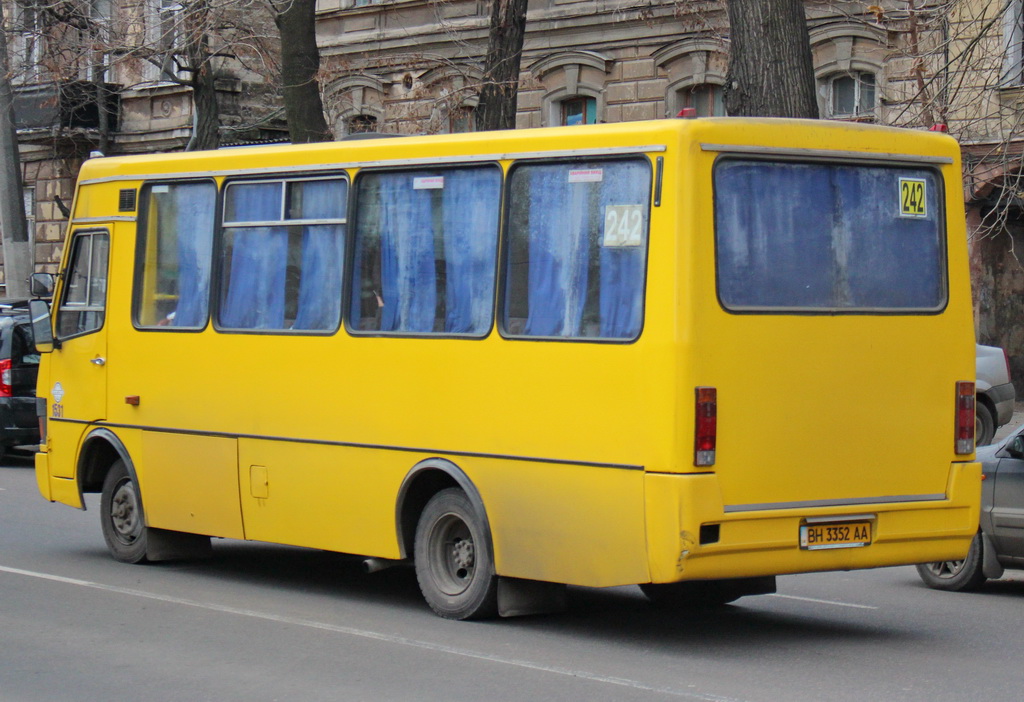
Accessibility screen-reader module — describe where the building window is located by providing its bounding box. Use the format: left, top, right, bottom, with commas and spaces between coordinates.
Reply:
23, 187, 35, 251
448, 106, 475, 133
1003, 0, 1024, 85
681, 84, 725, 117
143, 0, 184, 83
347, 115, 378, 134
561, 97, 596, 126
827, 72, 875, 119
12, 1, 44, 84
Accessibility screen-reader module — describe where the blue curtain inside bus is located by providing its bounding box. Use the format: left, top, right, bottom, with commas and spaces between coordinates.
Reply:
441, 169, 500, 334
715, 161, 944, 310
598, 162, 647, 337
219, 182, 288, 329
170, 183, 216, 328
523, 167, 589, 336
351, 167, 500, 334
378, 175, 437, 332
516, 160, 648, 339
293, 180, 346, 330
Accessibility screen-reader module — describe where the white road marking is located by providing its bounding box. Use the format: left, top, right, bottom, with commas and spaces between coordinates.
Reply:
769, 593, 878, 610
0, 564, 749, 702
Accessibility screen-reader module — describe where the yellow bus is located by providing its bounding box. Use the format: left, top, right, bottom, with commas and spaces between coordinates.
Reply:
29, 118, 981, 619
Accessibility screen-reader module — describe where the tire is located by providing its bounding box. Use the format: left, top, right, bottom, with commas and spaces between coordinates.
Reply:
915, 533, 987, 592
99, 459, 149, 564
976, 402, 995, 447
641, 576, 776, 608
414, 488, 498, 620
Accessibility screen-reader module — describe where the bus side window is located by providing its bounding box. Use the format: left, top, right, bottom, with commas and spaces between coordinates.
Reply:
57, 231, 109, 339
135, 181, 217, 329
502, 158, 650, 340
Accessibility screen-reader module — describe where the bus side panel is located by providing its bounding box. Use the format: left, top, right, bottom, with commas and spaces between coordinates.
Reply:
475, 458, 649, 587
138, 431, 244, 539
236, 440, 405, 558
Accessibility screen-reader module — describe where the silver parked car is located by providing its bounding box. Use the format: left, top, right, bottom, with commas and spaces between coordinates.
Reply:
975, 344, 1014, 446
916, 424, 1024, 590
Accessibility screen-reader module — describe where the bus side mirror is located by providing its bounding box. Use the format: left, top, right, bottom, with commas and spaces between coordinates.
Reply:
28, 298, 54, 354
30, 272, 55, 298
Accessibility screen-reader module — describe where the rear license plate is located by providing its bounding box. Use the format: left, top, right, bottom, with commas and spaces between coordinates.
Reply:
799, 521, 872, 550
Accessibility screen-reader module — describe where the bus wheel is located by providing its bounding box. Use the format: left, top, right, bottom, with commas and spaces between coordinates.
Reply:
100, 459, 149, 564
414, 488, 498, 620
915, 533, 987, 592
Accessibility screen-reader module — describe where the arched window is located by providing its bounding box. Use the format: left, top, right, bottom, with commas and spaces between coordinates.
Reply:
530, 51, 610, 127
347, 115, 378, 134
827, 72, 875, 119
810, 24, 884, 123
561, 96, 597, 125
680, 84, 725, 117
654, 39, 729, 118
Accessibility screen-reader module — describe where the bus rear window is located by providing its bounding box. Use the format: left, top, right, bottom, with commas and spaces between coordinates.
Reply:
714, 160, 946, 312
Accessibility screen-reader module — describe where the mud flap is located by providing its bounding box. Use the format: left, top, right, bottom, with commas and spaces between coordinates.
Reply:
497, 577, 567, 617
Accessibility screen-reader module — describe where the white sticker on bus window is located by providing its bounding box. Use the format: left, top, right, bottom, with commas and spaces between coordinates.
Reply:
152, 185, 169, 193
568, 169, 603, 183
413, 176, 445, 190
898, 178, 927, 218
603, 205, 645, 247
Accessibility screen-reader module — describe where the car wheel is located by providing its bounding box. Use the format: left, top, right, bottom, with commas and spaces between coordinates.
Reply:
915, 533, 987, 592
100, 459, 149, 564
976, 402, 995, 447
414, 488, 498, 620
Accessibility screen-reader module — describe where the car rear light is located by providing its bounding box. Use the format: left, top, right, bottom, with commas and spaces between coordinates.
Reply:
694, 386, 717, 466
955, 381, 975, 455
1003, 348, 1012, 383
0, 359, 11, 398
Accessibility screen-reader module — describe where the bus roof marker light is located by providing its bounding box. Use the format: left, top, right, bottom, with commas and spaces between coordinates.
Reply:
929, 124, 948, 133
955, 381, 975, 455
676, 108, 697, 119
694, 386, 717, 467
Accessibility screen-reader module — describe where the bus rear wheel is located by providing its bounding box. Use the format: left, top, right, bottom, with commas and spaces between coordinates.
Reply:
414, 488, 498, 620
100, 459, 149, 564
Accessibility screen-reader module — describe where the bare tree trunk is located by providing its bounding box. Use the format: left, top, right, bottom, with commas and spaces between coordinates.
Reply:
0, 3, 33, 298
274, 0, 331, 143
475, 0, 528, 132
724, 0, 819, 118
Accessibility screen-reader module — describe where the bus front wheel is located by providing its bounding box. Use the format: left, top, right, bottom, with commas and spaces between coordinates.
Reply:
100, 459, 149, 564
414, 488, 498, 620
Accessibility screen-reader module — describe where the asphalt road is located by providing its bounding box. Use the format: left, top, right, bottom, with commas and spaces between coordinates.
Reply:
3, 453, 1023, 702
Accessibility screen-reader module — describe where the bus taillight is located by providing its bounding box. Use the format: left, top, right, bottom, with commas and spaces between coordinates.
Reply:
956, 381, 975, 455
0, 359, 11, 398
694, 386, 717, 467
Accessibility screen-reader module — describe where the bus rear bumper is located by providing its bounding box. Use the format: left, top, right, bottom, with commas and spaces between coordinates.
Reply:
644, 462, 982, 584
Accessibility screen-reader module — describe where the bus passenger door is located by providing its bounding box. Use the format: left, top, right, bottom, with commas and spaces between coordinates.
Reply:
48, 229, 110, 478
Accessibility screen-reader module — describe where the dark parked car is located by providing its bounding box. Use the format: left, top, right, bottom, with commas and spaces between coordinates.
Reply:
0, 301, 41, 456
916, 424, 1024, 590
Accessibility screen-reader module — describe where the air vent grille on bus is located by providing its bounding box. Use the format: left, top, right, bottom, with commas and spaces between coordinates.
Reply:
118, 189, 137, 212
